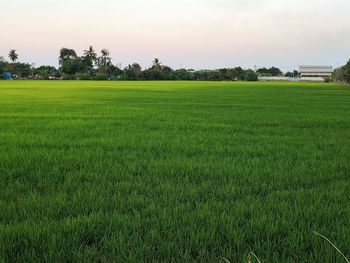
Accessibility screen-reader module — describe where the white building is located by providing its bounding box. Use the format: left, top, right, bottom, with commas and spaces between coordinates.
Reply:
299, 65, 333, 78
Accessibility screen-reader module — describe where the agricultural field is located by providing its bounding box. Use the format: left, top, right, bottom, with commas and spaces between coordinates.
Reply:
0, 81, 350, 262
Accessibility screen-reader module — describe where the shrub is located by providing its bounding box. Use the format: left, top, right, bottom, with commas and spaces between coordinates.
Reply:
94, 72, 109, 80
244, 70, 258, 81
61, 73, 76, 80
75, 72, 92, 80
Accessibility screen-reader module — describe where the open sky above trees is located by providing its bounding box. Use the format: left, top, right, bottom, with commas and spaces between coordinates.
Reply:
1, 0, 350, 70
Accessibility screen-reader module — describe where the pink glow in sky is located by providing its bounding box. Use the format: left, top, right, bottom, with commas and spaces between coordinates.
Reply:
1, 0, 349, 71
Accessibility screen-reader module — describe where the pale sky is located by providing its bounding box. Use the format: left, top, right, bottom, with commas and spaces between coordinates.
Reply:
0, 0, 349, 71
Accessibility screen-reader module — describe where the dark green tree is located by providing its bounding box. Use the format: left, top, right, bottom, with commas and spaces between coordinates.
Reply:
152, 58, 161, 69
83, 46, 97, 70
257, 67, 282, 76
34, 65, 59, 79
244, 69, 258, 81
97, 49, 112, 69
8, 50, 19, 63
124, 63, 143, 80
59, 48, 77, 65
342, 59, 350, 83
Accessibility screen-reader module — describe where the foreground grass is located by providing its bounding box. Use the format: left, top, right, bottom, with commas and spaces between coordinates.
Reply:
0, 81, 349, 262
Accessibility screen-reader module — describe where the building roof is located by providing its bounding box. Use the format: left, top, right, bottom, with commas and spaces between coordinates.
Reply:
299, 65, 333, 73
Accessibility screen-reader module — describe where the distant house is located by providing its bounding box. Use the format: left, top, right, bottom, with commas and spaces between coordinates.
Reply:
3, 72, 12, 80
299, 65, 333, 79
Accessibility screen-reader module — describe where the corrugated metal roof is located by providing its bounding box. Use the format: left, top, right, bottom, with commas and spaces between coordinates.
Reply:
299, 65, 333, 73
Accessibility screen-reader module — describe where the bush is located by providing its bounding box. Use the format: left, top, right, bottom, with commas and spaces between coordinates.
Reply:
343, 60, 350, 83
244, 70, 258, 81
61, 73, 76, 80
94, 72, 109, 80
75, 72, 92, 80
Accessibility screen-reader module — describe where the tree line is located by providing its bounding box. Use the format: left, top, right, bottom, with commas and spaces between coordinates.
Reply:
1, 47, 350, 82
0, 47, 259, 81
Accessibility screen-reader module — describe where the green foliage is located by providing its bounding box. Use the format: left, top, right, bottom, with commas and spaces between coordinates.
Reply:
0, 59, 6, 77
0, 61, 31, 79
60, 57, 84, 76
286, 70, 299, 78
75, 72, 92, 80
59, 48, 77, 64
192, 67, 255, 81
97, 49, 112, 69
123, 63, 143, 80
285, 71, 293, 77
83, 46, 97, 71
61, 73, 76, 80
244, 69, 258, 81
1, 81, 350, 262
257, 67, 283, 76
332, 68, 345, 82
94, 72, 109, 80
1, 48, 260, 81
174, 69, 194, 80
8, 50, 19, 63
11, 62, 32, 78
34, 66, 59, 80
342, 59, 350, 83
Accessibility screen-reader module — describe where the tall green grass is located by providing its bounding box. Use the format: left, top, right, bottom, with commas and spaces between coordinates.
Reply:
0, 81, 349, 262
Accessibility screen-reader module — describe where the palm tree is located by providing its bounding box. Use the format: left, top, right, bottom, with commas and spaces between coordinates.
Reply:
98, 49, 111, 68
101, 48, 110, 59
8, 50, 18, 63
83, 46, 97, 68
152, 58, 162, 69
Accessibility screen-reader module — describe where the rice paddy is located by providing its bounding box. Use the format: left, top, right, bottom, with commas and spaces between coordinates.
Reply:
0, 81, 349, 262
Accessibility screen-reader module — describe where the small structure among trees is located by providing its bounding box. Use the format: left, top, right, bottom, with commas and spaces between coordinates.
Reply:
3, 72, 12, 80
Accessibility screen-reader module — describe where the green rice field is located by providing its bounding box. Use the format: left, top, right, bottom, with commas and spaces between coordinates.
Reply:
0, 81, 349, 262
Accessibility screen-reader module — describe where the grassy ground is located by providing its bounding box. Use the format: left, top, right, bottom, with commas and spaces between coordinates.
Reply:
0, 81, 349, 262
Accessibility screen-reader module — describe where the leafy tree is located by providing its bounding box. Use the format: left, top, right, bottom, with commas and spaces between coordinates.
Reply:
59, 48, 77, 64
332, 67, 345, 82
124, 63, 143, 80
285, 72, 293, 77
34, 66, 59, 79
60, 57, 84, 77
0, 58, 6, 78
342, 59, 350, 83
8, 50, 19, 63
174, 69, 194, 80
244, 69, 258, 81
58, 48, 83, 78
285, 71, 299, 78
95, 72, 109, 80
257, 67, 282, 76
233, 67, 245, 80
74, 72, 92, 80
11, 63, 32, 78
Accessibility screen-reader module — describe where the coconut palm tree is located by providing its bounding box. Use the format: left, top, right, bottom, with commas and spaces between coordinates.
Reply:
83, 46, 97, 68
8, 50, 18, 63
98, 49, 111, 68
153, 58, 160, 67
